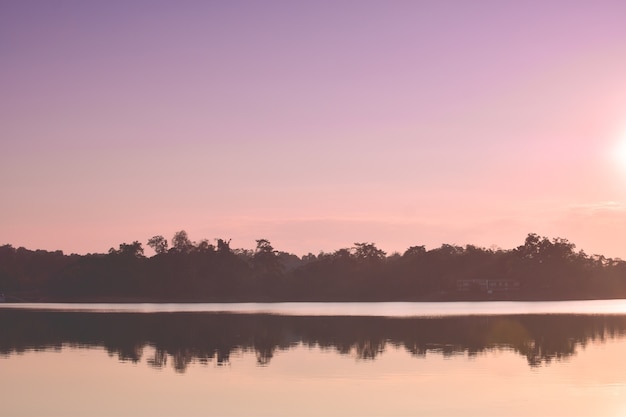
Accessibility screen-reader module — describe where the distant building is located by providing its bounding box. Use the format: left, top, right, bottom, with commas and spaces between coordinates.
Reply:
456, 279, 520, 294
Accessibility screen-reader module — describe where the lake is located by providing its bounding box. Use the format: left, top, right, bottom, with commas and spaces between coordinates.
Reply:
2, 301, 626, 416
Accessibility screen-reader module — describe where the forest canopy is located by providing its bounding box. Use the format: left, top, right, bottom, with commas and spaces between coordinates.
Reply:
1, 232, 625, 302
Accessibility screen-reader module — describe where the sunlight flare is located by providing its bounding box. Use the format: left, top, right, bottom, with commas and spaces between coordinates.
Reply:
612, 127, 626, 170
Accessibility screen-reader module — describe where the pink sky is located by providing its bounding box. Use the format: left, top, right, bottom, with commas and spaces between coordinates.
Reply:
2, 1, 626, 257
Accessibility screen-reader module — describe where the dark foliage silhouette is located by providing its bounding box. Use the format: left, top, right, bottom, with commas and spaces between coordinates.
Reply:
1, 232, 625, 302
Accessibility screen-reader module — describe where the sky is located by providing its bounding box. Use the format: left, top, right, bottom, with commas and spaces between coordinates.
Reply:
2, 0, 626, 258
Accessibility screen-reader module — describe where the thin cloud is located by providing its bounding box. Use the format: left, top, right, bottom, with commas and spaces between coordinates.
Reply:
566, 201, 626, 215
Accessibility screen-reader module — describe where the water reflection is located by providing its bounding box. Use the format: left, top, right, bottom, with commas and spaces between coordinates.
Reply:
2, 310, 625, 372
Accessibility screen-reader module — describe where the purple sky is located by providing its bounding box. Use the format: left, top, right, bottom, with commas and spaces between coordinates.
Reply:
2, 0, 626, 257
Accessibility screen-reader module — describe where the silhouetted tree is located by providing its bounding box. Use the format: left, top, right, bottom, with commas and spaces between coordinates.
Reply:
354, 242, 386, 263
253, 239, 283, 277
147, 235, 168, 255
216, 239, 232, 255
403, 245, 426, 258
195, 239, 215, 254
171, 230, 193, 254
109, 241, 144, 258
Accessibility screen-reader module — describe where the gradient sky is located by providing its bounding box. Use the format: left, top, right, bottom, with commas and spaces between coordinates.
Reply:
2, 0, 626, 257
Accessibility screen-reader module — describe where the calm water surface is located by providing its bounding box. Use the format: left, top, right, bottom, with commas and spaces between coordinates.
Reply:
2, 301, 626, 416
6, 299, 626, 315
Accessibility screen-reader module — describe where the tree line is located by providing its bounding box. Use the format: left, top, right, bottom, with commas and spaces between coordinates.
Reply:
1, 232, 625, 301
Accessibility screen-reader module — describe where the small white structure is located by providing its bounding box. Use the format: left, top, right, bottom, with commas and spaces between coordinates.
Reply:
456, 279, 520, 293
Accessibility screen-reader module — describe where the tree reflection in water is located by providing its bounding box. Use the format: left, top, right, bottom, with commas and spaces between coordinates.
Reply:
1, 310, 625, 372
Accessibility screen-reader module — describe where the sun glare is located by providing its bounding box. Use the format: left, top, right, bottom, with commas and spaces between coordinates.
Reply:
612, 128, 626, 170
